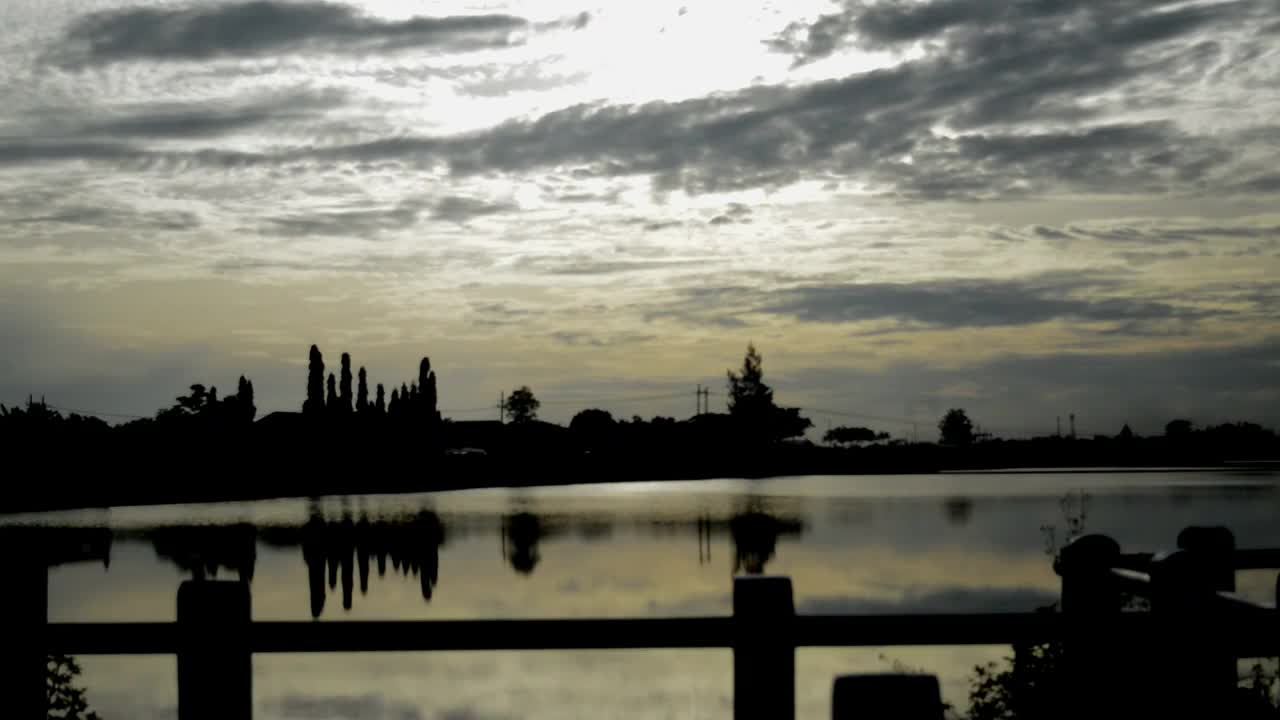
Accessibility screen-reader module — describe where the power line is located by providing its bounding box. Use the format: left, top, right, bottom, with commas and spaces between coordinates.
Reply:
803, 406, 924, 426
42, 404, 148, 420
534, 390, 692, 406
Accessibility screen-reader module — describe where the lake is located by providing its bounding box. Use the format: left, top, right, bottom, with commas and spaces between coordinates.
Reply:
7, 471, 1279, 719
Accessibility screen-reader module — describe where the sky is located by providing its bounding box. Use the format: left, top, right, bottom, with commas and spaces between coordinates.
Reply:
2, 0, 1279, 437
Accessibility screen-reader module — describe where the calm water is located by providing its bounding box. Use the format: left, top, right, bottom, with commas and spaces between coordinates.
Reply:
7, 471, 1279, 719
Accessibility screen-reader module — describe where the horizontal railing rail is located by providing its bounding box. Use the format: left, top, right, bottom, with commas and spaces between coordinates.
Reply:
44, 612, 1276, 656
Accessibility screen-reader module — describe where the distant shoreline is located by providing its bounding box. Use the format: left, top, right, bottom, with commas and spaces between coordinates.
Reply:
5, 453, 1275, 516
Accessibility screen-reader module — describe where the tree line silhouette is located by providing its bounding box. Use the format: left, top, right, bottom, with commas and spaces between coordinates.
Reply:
3, 342, 1279, 513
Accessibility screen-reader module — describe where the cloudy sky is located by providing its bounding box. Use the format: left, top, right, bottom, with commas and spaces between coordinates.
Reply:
2, 0, 1279, 436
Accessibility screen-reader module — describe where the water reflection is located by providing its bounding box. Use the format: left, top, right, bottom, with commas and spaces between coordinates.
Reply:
20, 506, 806, 618
301, 512, 443, 617
730, 510, 803, 575
504, 512, 543, 575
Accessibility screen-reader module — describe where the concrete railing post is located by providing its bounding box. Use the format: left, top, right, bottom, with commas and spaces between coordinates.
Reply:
1055, 534, 1123, 717
1148, 526, 1238, 716
832, 674, 944, 720
733, 576, 794, 720
1, 556, 47, 718
178, 580, 252, 720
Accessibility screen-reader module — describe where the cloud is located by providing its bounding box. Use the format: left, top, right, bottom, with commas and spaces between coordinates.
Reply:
535, 258, 702, 276
9, 0, 1269, 204
53, 1, 532, 66
454, 60, 590, 98
1114, 249, 1194, 266
10, 206, 200, 234
1033, 225, 1072, 241
262, 201, 423, 238
269, 693, 422, 720
649, 274, 1220, 330
639, 220, 684, 232
430, 196, 518, 224
75, 88, 349, 139
550, 331, 656, 347
709, 202, 753, 225
766, 0, 1259, 67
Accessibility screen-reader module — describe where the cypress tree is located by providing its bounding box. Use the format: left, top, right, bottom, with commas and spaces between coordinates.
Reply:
340, 353, 354, 413
326, 373, 338, 412
375, 383, 386, 414
356, 368, 369, 413
238, 375, 256, 422
422, 360, 438, 423
304, 345, 325, 415
388, 388, 400, 416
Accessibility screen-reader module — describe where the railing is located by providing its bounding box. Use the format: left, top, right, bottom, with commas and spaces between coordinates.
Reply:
8, 526, 1279, 720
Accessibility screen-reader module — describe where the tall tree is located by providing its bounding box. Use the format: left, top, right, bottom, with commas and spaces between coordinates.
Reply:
938, 408, 975, 445
727, 343, 774, 417
326, 373, 338, 412
237, 375, 256, 422
339, 353, 353, 413
388, 388, 400, 416
375, 383, 386, 414
356, 367, 369, 414
418, 357, 439, 421
504, 386, 540, 424
304, 345, 325, 415
726, 344, 811, 441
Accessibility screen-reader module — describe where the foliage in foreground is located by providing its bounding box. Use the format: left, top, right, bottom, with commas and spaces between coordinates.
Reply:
47, 655, 100, 720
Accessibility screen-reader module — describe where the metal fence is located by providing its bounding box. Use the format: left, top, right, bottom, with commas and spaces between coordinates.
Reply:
8, 526, 1278, 720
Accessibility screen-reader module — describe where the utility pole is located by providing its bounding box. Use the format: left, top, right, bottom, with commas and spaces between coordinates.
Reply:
1069, 413, 1076, 439
1056, 416, 1062, 438
498, 392, 505, 424
695, 385, 709, 415
696, 384, 702, 416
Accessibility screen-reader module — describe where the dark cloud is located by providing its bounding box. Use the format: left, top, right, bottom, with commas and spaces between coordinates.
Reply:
466, 302, 541, 328
1114, 249, 1194, 266
53, 1, 531, 66
754, 275, 1217, 328
550, 331, 657, 347
709, 202, 753, 225
263, 201, 422, 237
430, 196, 518, 224
77, 88, 348, 139
639, 220, 683, 232
1065, 223, 1280, 245
767, 0, 1255, 66
529, 257, 702, 276
1033, 226, 1072, 241
10, 206, 200, 233
799, 586, 1059, 615
1235, 173, 1280, 193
